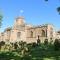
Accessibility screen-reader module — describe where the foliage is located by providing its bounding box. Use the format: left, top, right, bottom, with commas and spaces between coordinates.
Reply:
14, 42, 18, 50
0, 39, 60, 60
0, 41, 5, 50
37, 39, 41, 46
54, 39, 60, 51
57, 7, 60, 14
45, 0, 48, 2
44, 39, 48, 45
32, 42, 37, 47
44, 0, 60, 15
0, 41, 5, 46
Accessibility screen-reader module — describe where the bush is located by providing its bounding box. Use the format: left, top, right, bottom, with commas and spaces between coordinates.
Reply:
54, 39, 60, 51
44, 39, 48, 45
0, 41, 5, 50
14, 42, 18, 49
32, 42, 37, 47
50, 38, 53, 45
0, 41, 5, 46
37, 39, 41, 46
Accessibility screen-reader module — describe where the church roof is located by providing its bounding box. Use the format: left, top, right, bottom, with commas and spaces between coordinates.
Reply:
16, 16, 24, 20
4, 27, 12, 32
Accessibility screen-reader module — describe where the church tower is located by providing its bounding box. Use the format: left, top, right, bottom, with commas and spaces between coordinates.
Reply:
13, 16, 25, 30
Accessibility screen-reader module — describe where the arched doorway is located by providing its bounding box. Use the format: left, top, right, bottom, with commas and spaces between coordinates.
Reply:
41, 30, 45, 37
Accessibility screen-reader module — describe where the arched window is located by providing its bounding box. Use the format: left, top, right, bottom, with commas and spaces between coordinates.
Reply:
17, 32, 21, 38
41, 30, 45, 37
30, 31, 33, 38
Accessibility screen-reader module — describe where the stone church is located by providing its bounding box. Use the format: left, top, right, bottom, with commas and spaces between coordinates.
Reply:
0, 16, 56, 43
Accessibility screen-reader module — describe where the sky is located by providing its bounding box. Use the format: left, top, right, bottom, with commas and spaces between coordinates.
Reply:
0, 0, 60, 32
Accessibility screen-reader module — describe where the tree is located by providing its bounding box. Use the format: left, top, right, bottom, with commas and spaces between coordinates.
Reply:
54, 39, 60, 51
44, 39, 48, 45
0, 41, 5, 47
44, 0, 60, 15
45, 0, 48, 2
57, 7, 60, 15
32, 42, 37, 47
37, 36, 41, 46
0, 41, 5, 50
14, 42, 18, 50
50, 38, 53, 45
